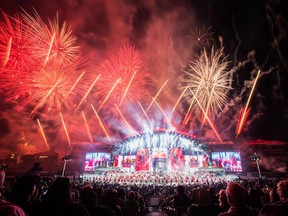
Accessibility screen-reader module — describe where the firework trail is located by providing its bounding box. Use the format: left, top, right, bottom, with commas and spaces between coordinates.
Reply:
37, 119, 50, 150
119, 70, 137, 105
236, 70, 261, 137
266, 3, 288, 70
236, 107, 251, 137
96, 44, 151, 108
91, 104, 111, 143
97, 77, 121, 112
59, 112, 71, 147
180, 47, 232, 120
77, 73, 101, 110
81, 111, 93, 143
2, 37, 12, 68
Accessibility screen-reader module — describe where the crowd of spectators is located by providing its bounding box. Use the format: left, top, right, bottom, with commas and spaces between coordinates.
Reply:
1, 165, 288, 216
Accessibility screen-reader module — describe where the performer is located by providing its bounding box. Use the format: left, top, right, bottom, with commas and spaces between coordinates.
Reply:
0, 162, 8, 188
203, 154, 209, 167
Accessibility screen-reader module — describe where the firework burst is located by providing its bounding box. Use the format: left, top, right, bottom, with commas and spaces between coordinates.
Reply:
181, 47, 232, 119
187, 25, 214, 49
0, 10, 86, 116
21, 10, 80, 65
96, 44, 151, 108
0, 12, 36, 93
26, 61, 86, 116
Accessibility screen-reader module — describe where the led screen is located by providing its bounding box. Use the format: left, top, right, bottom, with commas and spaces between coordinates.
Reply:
84, 152, 111, 171
211, 151, 242, 172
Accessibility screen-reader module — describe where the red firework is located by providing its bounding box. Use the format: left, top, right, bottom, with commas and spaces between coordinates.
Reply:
0, 10, 85, 116
236, 107, 251, 137
0, 12, 37, 96
96, 44, 151, 109
26, 61, 86, 116
21, 9, 80, 65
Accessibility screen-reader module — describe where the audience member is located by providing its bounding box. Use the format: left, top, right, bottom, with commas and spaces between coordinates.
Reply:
248, 188, 263, 210
269, 186, 280, 203
32, 177, 89, 216
101, 189, 122, 216
0, 164, 28, 216
219, 182, 259, 216
215, 189, 230, 214
172, 185, 190, 215
187, 188, 217, 216
0, 163, 7, 187
259, 179, 288, 216
10, 175, 37, 215
116, 188, 126, 208
80, 185, 115, 216
122, 191, 140, 216
0, 199, 28, 216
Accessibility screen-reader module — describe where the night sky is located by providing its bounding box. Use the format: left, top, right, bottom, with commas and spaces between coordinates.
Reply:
0, 0, 287, 157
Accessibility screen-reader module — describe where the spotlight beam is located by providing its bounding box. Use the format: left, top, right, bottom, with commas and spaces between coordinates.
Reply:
138, 101, 152, 128
114, 104, 135, 135
171, 86, 188, 115
146, 79, 169, 112
152, 97, 174, 129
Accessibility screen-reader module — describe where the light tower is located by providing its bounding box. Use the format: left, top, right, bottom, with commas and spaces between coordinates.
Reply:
62, 154, 71, 177
252, 152, 261, 178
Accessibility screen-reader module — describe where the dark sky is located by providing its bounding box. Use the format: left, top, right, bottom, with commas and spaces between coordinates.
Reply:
0, 0, 287, 156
